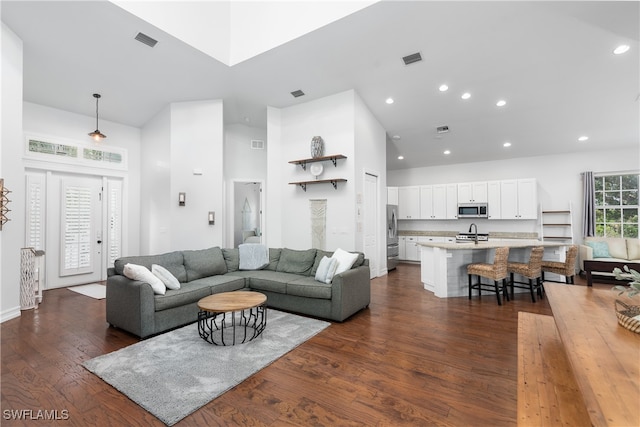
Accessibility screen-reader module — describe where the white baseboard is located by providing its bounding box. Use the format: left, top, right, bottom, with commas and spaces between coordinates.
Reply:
1, 306, 21, 323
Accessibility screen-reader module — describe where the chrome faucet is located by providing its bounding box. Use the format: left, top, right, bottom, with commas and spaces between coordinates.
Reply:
469, 223, 478, 244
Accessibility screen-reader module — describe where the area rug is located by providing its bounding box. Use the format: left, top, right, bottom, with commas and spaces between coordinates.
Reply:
67, 283, 106, 299
83, 310, 330, 425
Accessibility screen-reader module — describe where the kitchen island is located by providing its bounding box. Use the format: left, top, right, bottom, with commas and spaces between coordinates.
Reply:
418, 240, 569, 298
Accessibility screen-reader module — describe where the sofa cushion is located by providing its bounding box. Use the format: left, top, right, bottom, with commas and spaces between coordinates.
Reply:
276, 248, 317, 275
188, 275, 246, 294
287, 276, 332, 299
115, 251, 186, 282
222, 248, 239, 272
586, 241, 612, 258
183, 247, 227, 281
124, 263, 166, 295
229, 270, 302, 294
353, 252, 366, 268
627, 239, 640, 260
607, 239, 628, 259
265, 248, 282, 271
154, 281, 212, 312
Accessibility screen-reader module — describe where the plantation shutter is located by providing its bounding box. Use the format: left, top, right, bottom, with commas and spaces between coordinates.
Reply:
25, 173, 46, 250
106, 180, 123, 266
60, 180, 94, 276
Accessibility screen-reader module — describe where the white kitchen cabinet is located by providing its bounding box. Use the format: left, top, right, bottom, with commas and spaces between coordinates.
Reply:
420, 184, 457, 219
399, 236, 406, 260
458, 181, 488, 203
405, 236, 419, 261
387, 187, 399, 205
398, 186, 420, 219
445, 183, 458, 219
500, 178, 538, 219
487, 180, 502, 219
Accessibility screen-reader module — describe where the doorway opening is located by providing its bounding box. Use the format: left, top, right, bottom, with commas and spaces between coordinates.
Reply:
232, 181, 264, 247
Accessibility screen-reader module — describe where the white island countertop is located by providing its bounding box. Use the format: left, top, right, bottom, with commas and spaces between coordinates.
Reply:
417, 239, 567, 250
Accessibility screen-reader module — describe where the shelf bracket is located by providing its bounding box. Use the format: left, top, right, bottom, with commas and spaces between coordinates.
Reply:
330, 180, 338, 189
298, 183, 307, 192
298, 162, 307, 171
330, 157, 338, 167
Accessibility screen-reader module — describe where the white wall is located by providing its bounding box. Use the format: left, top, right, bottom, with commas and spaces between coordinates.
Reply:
1, 23, 24, 322
140, 100, 225, 253
387, 147, 640, 242
354, 92, 387, 274
267, 90, 357, 251
140, 105, 171, 255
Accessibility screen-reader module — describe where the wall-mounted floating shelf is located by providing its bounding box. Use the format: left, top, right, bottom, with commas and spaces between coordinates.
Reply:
289, 179, 347, 192
288, 154, 347, 171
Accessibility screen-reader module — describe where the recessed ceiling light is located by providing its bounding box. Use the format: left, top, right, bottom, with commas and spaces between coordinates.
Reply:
439, 84, 449, 92
392, 135, 401, 140
578, 136, 589, 142
613, 45, 630, 55
503, 142, 511, 147
397, 155, 404, 160
443, 150, 451, 155
461, 92, 471, 100
496, 100, 507, 107
386, 97, 394, 105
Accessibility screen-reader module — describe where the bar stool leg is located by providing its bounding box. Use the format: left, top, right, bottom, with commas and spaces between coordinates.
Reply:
528, 278, 536, 302
468, 274, 472, 300
493, 280, 502, 305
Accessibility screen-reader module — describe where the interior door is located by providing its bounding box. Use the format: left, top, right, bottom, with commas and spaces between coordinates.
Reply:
49, 174, 104, 287
364, 173, 379, 278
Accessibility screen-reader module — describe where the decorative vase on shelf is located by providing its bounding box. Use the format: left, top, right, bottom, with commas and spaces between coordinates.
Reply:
310, 136, 324, 159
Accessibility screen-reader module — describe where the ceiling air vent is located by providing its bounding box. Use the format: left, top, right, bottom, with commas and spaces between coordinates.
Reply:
251, 140, 265, 150
436, 125, 449, 134
291, 90, 305, 98
402, 52, 422, 65
135, 32, 158, 48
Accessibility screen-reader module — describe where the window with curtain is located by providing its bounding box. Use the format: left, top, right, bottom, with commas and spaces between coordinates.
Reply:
594, 173, 639, 238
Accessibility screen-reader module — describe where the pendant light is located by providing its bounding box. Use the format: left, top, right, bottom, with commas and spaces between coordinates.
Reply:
88, 93, 107, 141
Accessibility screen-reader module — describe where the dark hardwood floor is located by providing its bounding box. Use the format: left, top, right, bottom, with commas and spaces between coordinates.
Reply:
1, 264, 602, 426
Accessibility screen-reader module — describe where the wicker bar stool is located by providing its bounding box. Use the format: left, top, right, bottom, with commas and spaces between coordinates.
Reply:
467, 247, 510, 305
507, 246, 544, 302
541, 245, 578, 284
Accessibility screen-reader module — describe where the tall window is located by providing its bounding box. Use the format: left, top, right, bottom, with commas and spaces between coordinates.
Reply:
595, 173, 639, 238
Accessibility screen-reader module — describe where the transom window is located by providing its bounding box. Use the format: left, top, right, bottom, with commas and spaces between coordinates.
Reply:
594, 173, 639, 238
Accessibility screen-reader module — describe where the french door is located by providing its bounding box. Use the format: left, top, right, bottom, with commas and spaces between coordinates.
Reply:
26, 171, 123, 289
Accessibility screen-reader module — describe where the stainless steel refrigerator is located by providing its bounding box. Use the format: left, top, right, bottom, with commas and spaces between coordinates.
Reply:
386, 205, 399, 271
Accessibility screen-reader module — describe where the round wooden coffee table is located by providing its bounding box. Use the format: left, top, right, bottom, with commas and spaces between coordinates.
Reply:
197, 291, 267, 345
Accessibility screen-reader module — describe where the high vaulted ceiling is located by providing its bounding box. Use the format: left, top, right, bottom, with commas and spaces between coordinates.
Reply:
2, 1, 638, 170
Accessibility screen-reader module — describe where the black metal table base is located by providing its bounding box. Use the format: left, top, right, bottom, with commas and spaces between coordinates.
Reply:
197, 305, 267, 345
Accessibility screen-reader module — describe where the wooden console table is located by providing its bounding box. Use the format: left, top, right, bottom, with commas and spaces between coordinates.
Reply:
545, 283, 639, 426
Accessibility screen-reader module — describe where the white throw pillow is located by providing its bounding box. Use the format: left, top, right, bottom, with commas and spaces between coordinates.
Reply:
331, 248, 359, 275
315, 256, 339, 284
152, 264, 180, 290
123, 263, 166, 295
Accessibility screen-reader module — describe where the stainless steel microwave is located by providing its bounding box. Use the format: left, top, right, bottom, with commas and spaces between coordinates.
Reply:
457, 203, 488, 218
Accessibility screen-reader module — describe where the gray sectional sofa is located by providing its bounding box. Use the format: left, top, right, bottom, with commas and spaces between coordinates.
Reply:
106, 247, 371, 338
